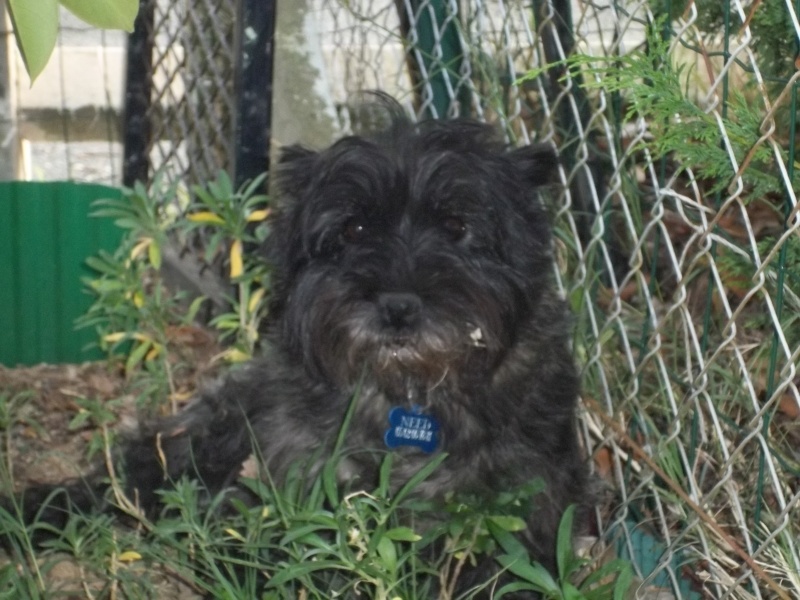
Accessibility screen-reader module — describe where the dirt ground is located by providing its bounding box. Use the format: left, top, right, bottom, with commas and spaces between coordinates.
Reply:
0, 327, 222, 598
1, 362, 131, 488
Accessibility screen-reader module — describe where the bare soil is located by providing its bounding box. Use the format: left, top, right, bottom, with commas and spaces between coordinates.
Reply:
0, 326, 222, 598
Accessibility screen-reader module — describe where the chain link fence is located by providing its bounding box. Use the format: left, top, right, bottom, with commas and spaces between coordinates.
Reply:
135, 0, 800, 596
309, 0, 799, 597
123, 0, 238, 186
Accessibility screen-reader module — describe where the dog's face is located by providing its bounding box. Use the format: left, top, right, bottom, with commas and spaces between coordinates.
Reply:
268, 120, 559, 389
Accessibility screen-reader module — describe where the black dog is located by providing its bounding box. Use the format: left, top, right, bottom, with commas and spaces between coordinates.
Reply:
4, 114, 586, 594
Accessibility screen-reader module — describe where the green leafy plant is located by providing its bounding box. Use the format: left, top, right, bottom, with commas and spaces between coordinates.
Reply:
77, 172, 271, 415
183, 171, 271, 360
1, 386, 634, 598
491, 505, 632, 600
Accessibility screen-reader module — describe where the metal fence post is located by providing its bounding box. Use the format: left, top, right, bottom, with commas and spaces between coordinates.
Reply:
233, 0, 277, 190
122, 0, 154, 187
403, 0, 467, 119
0, 6, 18, 180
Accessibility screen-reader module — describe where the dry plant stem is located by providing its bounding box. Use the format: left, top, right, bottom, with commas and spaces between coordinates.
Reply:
583, 397, 791, 600
3, 428, 12, 483
101, 425, 206, 596
102, 424, 151, 526
441, 524, 482, 600
80, 564, 97, 600
108, 531, 119, 600
165, 358, 178, 415
731, 69, 800, 189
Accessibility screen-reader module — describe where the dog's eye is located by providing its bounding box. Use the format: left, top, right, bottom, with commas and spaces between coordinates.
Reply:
440, 216, 467, 241
342, 218, 367, 243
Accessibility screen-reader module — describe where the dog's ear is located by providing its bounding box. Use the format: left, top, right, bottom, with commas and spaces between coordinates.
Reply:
507, 142, 560, 188
276, 145, 319, 201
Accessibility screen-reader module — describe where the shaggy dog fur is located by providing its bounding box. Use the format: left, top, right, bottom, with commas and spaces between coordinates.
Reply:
3, 113, 586, 596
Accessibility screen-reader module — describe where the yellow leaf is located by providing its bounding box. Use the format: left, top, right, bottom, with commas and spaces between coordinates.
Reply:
118, 550, 142, 563
169, 391, 193, 403
187, 211, 225, 225
261, 506, 270, 519
103, 332, 127, 343
145, 344, 162, 361
225, 528, 246, 542
132, 291, 144, 308
223, 348, 250, 363
246, 209, 270, 222
130, 237, 152, 261
248, 287, 265, 314
230, 240, 243, 278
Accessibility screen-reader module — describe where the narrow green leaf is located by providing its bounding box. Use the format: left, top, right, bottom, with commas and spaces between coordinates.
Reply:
377, 453, 394, 497
59, 0, 138, 30
556, 504, 576, 578
7, 0, 59, 81
496, 554, 558, 593
376, 536, 397, 574
487, 519, 528, 558
279, 524, 329, 546
613, 564, 634, 600
494, 582, 543, 599
148, 240, 162, 269
384, 526, 422, 542
265, 560, 347, 587
125, 339, 151, 373
185, 296, 208, 323
68, 410, 92, 430
562, 581, 585, 600
388, 452, 447, 511
488, 515, 528, 532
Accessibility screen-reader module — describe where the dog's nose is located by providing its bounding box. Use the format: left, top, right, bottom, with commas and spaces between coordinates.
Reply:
378, 292, 422, 330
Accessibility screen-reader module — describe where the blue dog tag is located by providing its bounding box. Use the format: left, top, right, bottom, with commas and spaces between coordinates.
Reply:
384, 405, 440, 453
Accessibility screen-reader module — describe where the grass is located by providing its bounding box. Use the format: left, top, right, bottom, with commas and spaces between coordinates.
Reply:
0, 386, 632, 600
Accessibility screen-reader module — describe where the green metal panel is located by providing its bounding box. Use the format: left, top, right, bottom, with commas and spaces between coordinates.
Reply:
0, 182, 124, 366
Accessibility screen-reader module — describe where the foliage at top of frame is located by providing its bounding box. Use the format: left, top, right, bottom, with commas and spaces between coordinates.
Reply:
651, 0, 798, 82
524, 20, 793, 204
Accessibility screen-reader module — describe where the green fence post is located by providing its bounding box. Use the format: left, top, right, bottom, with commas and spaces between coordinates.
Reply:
406, 0, 468, 119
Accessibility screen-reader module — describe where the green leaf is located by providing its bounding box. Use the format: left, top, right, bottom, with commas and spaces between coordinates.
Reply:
265, 560, 347, 587
487, 519, 529, 558
185, 296, 208, 323
562, 581, 585, 600
7, 0, 59, 81
556, 505, 576, 578
148, 240, 162, 269
125, 339, 151, 373
59, 0, 138, 30
384, 526, 422, 542
279, 524, 329, 546
376, 536, 397, 574
377, 453, 394, 497
495, 582, 544, 599
488, 515, 528, 532
613, 564, 634, 600
495, 554, 558, 593
388, 452, 447, 511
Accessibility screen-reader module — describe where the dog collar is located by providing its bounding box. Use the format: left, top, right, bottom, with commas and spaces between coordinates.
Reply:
384, 405, 440, 453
